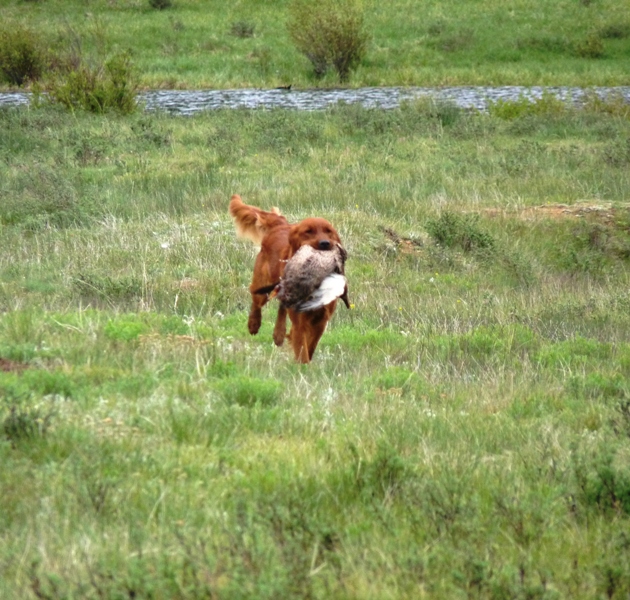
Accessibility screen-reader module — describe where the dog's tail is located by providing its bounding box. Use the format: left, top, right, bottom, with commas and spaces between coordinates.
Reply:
229, 194, 288, 246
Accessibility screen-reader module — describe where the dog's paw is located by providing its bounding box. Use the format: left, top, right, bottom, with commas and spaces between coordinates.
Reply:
273, 330, 286, 347
248, 313, 261, 335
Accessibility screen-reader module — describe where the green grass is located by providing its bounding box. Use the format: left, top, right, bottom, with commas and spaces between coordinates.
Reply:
1, 0, 630, 89
1, 99, 630, 597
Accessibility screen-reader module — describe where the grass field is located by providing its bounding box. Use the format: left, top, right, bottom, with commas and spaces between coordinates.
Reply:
1, 0, 630, 89
1, 97, 630, 598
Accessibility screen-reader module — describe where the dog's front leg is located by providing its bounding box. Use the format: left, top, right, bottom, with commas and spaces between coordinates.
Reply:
273, 305, 287, 346
248, 306, 262, 335
248, 293, 267, 335
288, 310, 315, 364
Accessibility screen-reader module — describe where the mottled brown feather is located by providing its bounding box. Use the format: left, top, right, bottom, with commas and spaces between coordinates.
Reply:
276, 245, 347, 310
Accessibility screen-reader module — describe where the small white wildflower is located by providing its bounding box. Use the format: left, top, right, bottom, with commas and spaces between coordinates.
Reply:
161, 242, 170, 249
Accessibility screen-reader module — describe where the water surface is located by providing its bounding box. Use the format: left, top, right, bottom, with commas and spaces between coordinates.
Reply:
1, 86, 629, 113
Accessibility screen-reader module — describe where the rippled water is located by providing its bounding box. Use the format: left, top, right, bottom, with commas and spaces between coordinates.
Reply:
1, 86, 629, 114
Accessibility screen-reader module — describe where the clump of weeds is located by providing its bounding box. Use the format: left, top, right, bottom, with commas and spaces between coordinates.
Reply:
1, 390, 55, 446
425, 211, 496, 253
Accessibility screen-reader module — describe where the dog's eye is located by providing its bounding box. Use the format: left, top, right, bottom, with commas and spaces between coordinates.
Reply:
305, 228, 314, 235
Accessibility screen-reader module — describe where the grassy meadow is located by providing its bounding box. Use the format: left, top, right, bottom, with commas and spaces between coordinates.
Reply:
1, 0, 630, 89
1, 97, 630, 598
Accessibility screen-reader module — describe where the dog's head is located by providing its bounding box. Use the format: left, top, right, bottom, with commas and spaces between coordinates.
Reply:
289, 218, 341, 254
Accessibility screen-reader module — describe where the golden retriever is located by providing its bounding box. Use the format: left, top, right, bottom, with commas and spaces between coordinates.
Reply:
229, 194, 346, 363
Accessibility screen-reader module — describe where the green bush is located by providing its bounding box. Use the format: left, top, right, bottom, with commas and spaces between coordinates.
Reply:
74, 274, 145, 304
436, 28, 475, 53
39, 51, 138, 114
575, 33, 605, 59
104, 318, 149, 342
22, 369, 78, 399
573, 447, 630, 515
0, 163, 90, 230
349, 442, 409, 500
599, 22, 630, 40
517, 35, 572, 55
215, 376, 282, 408
567, 373, 629, 401
0, 25, 46, 86
425, 211, 495, 253
1, 392, 55, 444
287, 0, 368, 82
230, 21, 256, 39
488, 92, 569, 120
148, 0, 173, 9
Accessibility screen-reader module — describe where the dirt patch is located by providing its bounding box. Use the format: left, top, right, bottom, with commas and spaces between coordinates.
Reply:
381, 202, 629, 254
380, 226, 425, 253
481, 202, 629, 224
0, 358, 30, 373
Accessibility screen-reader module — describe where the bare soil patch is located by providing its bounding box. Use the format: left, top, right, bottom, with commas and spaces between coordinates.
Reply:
481, 202, 630, 224
0, 358, 29, 373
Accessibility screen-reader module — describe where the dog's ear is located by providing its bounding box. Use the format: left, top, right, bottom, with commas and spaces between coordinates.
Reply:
287, 224, 303, 255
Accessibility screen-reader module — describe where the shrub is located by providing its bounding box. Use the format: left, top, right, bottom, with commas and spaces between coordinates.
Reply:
230, 21, 256, 39
488, 92, 568, 120
287, 0, 368, 82
21, 370, 78, 399
0, 25, 46, 86
573, 447, 630, 515
104, 318, 149, 342
516, 35, 572, 55
427, 20, 447, 37
149, 0, 172, 9
599, 22, 630, 40
425, 211, 495, 253
215, 376, 282, 408
75, 274, 145, 304
567, 373, 629, 401
437, 28, 474, 53
425, 99, 462, 126
1, 393, 55, 444
347, 441, 410, 500
39, 51, 138, 114
602, 138, 630, 167
575, 33, 605, 59
581, 91, 630, 119
0, 163, 90, 230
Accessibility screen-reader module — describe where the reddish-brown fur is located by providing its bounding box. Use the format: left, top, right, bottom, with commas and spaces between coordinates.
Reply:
229, 194, 342, 363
